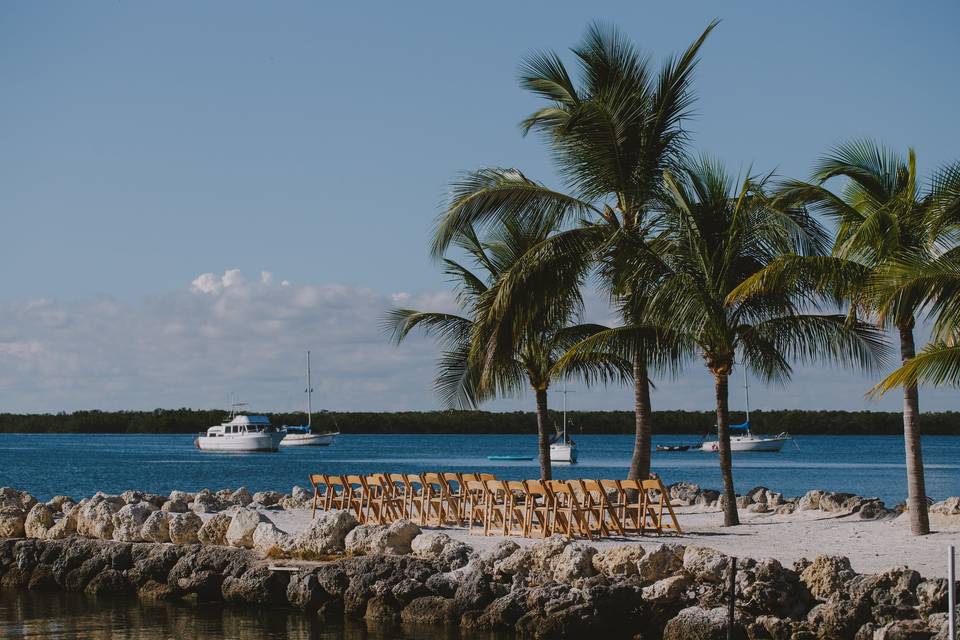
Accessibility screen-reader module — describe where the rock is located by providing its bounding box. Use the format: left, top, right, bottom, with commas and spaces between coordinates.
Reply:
642, 574, 692, 603
373, 519, 420, 555
592, 544, 645, 577
493, 548, 532, 577
662, 605, 747, 640
747, 487, 769, 504
364, 595, 401, 624
197, 513, 231, 546
221, 565, 288, 605
252, 522, 295, 557
437, 539, 473, 571
286, 571, 330, 610
111, 502, 155, 542
800, 555, 856, 599
400, 595, 459, 625
916, 579, 947, 616
798, 490, 824, 511
775, 503, 796, 516
0, 507, 27, 538
391, 578, 430, 606
748, 502, 771, 513
85, 568, 134, 596
139, 511, 171, 543
24, 504, 54, 539
736, 495, 752, 509
250, 491, 284, 507
819, 492, 856, 512
638, 543, 686, 583
45, 514, 77, 540
871, 619, 937, 639
530, 535, 570, 575
191, 490, 221, 513
736, 557, 813, 620
169, 512, 203, 545
279, 486, 311, 510
344, 524, 386, 555
552, 542, 597, 582
480, 539, 519, 564
120, 490, 145, 504
45, 496, 75, 512
229, 487, 253, 507
168, 490, 193, 503
929, 496, 960, 515
294, 510, 357, 558
161, 499, 188, 513
454, 567, 495, 612
411, 531, 451, 559
670, 482, 702, 506
225, 509, 263, 548
767, 492, 784, 507
76, 498, 119, 539
698, 490, 720, 507
683, 546, 729, 584
807, 599, 871, 639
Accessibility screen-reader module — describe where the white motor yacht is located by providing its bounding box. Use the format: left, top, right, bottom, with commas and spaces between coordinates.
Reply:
195, 413, 285, 452
700, 366, 791, 453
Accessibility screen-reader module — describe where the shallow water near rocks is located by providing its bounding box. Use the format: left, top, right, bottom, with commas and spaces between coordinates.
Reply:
2, 433, 959, 505
0, 590, 501, 640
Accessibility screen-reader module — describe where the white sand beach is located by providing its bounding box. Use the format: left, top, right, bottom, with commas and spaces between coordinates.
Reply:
254, 504, 960, 578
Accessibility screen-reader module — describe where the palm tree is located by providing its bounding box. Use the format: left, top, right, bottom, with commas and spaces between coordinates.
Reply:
737, 142, 960, 535
385, 216, 629, 479
430, 21, 717, 481
644, 157, 887, 526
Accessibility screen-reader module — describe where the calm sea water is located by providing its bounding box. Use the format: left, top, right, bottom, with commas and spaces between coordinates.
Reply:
0, 590, 462, 640
1, 433, 959, 506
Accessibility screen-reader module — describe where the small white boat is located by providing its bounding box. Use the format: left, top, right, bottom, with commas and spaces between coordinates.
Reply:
700, 366, 791, 453
549, 382, 578, 463
195, 413, 285, 452
280, 351, 339, 447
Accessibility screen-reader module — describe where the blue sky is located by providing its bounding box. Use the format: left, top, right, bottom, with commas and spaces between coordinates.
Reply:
1, 2, 958, 413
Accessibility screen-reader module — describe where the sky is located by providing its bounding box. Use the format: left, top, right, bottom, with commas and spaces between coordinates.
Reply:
1, 1, 959, 414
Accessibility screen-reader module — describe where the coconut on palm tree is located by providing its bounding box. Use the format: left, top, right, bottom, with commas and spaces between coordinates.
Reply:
385, 216, 630, 479
735, 142, 960, 535
431, 21, 717, 481
645, 157, 888, 526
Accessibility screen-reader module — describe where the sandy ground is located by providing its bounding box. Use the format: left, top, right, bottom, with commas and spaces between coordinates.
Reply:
246, 504, 960, 579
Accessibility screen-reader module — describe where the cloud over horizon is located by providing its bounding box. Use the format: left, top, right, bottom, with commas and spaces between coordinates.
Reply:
0, 269, 953, 415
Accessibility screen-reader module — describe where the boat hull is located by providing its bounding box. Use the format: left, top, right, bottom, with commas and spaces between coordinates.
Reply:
700, 435, 788, 453
279, 432, 337, 447
550, 443, 578, 463
195, 431, 285, 452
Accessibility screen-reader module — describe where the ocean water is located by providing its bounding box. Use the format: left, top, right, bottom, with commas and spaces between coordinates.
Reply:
0, 590, 468, 640
1, 433, 959, 506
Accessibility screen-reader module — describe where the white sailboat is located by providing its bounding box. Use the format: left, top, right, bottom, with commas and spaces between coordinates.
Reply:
195, 402, 286, 452
280, 351, 339, 447
549, 382, 578, 463
700, 367, 791, 453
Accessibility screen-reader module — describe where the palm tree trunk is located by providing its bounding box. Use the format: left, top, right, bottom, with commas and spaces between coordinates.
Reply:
627, 357, 653, 480
898, 324, 929, 535
714, 371, 739, 526
534, 388, 552, 481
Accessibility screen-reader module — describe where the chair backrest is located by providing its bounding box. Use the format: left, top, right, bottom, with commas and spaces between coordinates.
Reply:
478, 473, 497, 481
599, 479, 620, 493
326, 475, 346, 489
484, 479, 508, 499
524, 479, 549, 496
405, 474, 425, 493
641, 478, 664, 493
506, 480, 526, 494
546, 479, 574, 496
344, 474, 365, 491
309, 474, 326, 490
460, 473, 479, 483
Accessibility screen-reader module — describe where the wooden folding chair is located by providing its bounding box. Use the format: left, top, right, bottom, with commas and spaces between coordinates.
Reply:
464, 479, 491, 535
522, 480, 553, 538
484, 479, 510, 536
617, 479, 654, 534
362, 474, 397, 524
343, 475, 367, 521
386, 474, 410, 519
421, 473, 450, 526
580, 479, 624, 537
546, 480, 591, 540
403, 474, 426, 523
323, 475, 350, 512
442, 472, 466, 525
309, 474, 328, 519
504, 481, 528, 537
641, 478, 683, 535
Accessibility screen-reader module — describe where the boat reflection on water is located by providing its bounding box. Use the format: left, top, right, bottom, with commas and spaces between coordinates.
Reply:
0, 591, 511, 640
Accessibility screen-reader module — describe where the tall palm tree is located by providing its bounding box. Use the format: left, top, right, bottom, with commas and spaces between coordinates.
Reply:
736, 142, 960, 535
385, 217, 629, 479
430, 21, 718, 481
644, 157, 887, 526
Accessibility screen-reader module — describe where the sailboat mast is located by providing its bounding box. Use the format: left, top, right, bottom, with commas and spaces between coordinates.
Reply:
743, 364, 750, 431
306, 350, 312, 429
562, 380, 567, 440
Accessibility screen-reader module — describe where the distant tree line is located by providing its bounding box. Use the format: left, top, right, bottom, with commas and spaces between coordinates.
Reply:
0, 408, 957, 435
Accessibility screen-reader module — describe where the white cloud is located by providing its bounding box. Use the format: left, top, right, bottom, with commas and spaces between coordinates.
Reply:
0, 270, 954, 414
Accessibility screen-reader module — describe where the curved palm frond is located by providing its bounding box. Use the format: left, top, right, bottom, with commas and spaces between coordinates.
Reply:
871, 341, 960, 395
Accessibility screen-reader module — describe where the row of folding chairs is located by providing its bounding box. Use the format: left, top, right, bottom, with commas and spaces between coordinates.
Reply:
307, 472, 682, 539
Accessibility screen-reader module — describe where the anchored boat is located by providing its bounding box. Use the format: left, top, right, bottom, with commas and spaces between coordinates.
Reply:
700, 366, 791, 453
195, 409, 285, 452
549, 382, 578, 463
281, 351, 339, 447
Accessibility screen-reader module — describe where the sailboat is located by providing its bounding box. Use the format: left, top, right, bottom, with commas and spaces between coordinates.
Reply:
280, 351, 340, 447
549, 382, 578, 463
700, 366, 791, 453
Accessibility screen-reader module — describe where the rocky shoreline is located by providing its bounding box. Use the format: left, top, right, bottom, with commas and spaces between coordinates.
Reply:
1, 485, 958, 639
